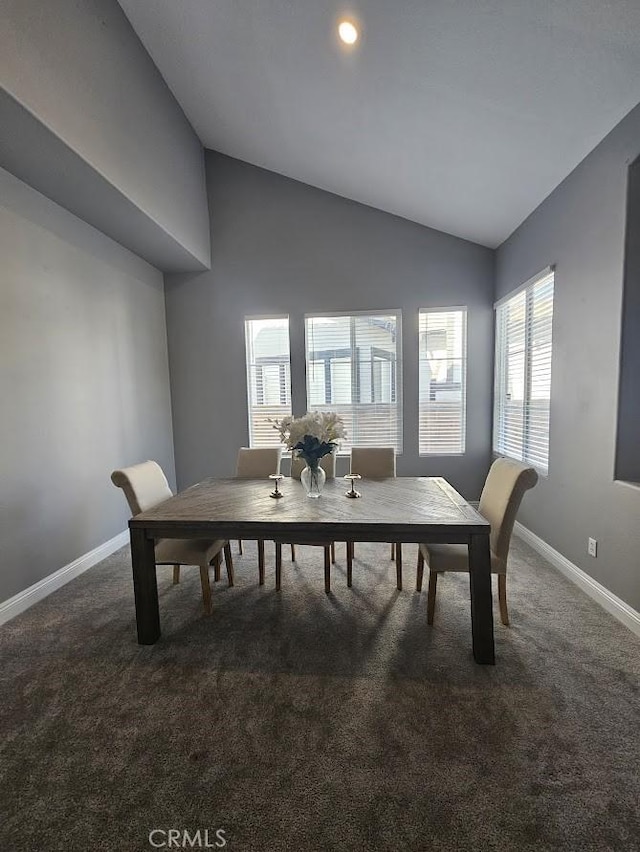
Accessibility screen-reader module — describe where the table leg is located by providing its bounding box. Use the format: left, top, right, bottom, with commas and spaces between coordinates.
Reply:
395, 542, 402, 591
130, 526, 160, 645
468, 533, 495, 664
275, 542, 282, 591
324, 546, 331, 594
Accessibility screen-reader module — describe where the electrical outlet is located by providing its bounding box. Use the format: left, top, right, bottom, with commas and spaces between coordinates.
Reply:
588, 537, 598, 558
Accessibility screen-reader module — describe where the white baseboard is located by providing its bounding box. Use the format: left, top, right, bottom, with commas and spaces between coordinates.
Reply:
514, 521, 640, 637
0, 530, 129, 627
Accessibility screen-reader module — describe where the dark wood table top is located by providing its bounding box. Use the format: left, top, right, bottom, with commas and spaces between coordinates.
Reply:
130, 476, 489, 544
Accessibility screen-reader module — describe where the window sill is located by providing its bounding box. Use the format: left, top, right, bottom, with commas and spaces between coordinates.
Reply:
419, 452, 466, 458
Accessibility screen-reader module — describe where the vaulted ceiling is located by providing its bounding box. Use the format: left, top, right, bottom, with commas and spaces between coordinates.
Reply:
118, 0, 640, 247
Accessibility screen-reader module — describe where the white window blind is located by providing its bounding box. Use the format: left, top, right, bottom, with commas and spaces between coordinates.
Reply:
245, 317, 292, 447
419, 308, 467, 454
305, 312, 402, 452
493, 269, 555, 474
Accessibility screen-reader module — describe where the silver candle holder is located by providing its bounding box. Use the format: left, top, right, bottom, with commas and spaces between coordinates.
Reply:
269, 474, 284, 498
344, 473, 362, 498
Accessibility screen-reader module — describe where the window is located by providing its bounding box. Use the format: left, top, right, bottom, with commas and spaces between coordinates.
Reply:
305, 312, 402, 452
419, 308, 467, 454
493, 268, 555, 474
245, 316, 292, 447
615, 155, 640, 483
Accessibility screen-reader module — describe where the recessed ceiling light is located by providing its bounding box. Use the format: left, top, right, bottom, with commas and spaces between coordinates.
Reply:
338, 20, 358, 45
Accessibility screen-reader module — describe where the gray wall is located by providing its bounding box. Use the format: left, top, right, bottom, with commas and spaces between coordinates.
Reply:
166, 152, 495, 498
1, 0, 210, 272
0, 168, 176, 603
496, 102, 640, 612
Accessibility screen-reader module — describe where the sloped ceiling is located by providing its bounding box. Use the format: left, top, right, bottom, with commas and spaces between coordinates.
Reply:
119, 0, 640, 247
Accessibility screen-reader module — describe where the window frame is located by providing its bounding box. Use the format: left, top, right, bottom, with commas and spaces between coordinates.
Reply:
244, 314, 292, 449
304, 309, 403, 454
418, 306, 468, 457
493, 266, 555, 476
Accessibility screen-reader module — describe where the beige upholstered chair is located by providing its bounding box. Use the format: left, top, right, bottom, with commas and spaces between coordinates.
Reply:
350, 447, 396, 478
416, 457, 538, 626
348, 447, 401, 589
276, 452, 337, 592
236, 447, 283, 479
111, 460, 233, 614
235, 447, 282, 583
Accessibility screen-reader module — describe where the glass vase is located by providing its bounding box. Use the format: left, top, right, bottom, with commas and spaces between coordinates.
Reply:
300, 463, 326, 498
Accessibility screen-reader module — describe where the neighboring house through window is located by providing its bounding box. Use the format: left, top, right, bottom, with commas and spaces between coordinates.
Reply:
244, 316, 292, 447
419, 308, 467, 455
305, 312, 402, 452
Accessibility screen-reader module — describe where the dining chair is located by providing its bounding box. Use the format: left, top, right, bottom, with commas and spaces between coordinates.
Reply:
416, 457, 538, 625
235, 447, 282, 583
111, 460, 233, 614
276, 452, 337, 592
347, 447, 401, 589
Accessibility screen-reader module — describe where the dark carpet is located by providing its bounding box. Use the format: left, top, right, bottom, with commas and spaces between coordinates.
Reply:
1, 537, 639, 852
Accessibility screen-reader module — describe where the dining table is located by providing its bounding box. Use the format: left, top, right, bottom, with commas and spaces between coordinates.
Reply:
128, 475, 495, 664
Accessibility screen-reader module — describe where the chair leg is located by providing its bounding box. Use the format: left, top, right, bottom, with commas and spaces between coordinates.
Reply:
258, 540, 265, 586
331, 541, 336, 564
223, 543, 234, 587
395, 543, 402, 591
391, 543, 395, 560
324, 546, 331, 594
347, 542, 353, 588
199, 565, 212, 614
291, 543, 296, 561
427, 571, 438, 625
498, 574, 510, 626
416, 548, 424, 592
275, 542, 282, 591
172, 565, 180, 585
238, 539, 243, 555
212, 552, 221, 582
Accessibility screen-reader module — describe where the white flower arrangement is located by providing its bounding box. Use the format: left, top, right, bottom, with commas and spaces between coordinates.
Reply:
272, 411, 346, 467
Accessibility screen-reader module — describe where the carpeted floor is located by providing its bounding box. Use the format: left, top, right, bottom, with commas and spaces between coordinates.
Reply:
0, 537, 639, 852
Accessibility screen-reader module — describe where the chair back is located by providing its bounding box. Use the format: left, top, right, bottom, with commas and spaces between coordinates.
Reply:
235, 447, 282, 478
478, 457, 538, 565
111, 460, 173, 516
290, 452, 336, 480
350, 447, 396, 478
